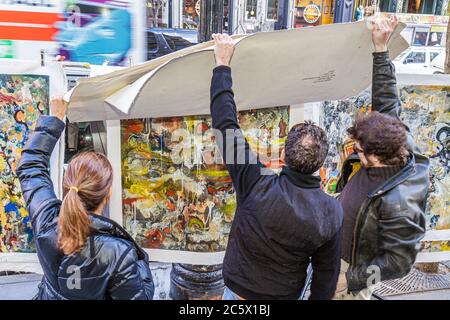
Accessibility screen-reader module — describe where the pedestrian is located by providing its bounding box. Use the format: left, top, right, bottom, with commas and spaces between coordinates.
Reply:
16, 98, 154, 300
355, 5, 365, 21
211, 33, 343, 300
334, 16, 428, 300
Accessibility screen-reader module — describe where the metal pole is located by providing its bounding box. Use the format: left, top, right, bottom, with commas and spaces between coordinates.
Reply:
198, 0, 224, 43
168, 0, 173, 28
228, 0, 235, 34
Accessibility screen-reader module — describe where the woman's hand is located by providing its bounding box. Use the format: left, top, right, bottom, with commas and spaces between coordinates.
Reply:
371, 15, 398, 53
50, 96, 69, 121
212, 33, 235, 67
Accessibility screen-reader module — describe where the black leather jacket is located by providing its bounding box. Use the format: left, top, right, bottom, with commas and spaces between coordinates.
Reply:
16, 116, 154, 300
336, 52, 428, 292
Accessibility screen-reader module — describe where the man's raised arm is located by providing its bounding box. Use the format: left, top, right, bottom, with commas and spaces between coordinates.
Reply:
210, 34, 268, 201
370, 16, 425, 155
371, 16, 402, 119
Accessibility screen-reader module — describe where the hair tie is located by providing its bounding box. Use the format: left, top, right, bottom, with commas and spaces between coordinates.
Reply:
70, 186, 79, 193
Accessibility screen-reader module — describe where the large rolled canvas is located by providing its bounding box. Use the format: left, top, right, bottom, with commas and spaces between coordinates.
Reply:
67, 21, 409, 122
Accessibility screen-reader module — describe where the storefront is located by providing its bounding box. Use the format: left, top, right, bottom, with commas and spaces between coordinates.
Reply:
293, 0, 334, 27
379, 0, 448, 15
230, 0, 285, 33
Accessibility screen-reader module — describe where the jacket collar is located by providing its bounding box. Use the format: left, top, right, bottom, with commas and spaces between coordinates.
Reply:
88, 213, 148, 261
280, 166, 321, 189
368, 153, 416, 198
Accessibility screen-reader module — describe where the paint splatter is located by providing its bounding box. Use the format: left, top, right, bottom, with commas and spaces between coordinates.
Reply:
121, 107, 289, 252
0, 74, 49, 252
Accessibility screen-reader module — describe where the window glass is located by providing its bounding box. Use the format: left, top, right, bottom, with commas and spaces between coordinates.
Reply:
404, 51, 426, 64
148, 32, 158, 52
147, 0, 169, 28
430, 51, 440, 62
412, 30, 428, 46
267, 0, 279, 20
183, 0, 200, 29
246, 0, 258, 20
428, 32, 444, 46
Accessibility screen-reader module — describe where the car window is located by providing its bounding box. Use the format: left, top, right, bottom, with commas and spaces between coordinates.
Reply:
148, 32, 158, 52
413, 31, 428, 46
430, 51, 441, 62
163, 35, 177, 51
394, 50, 409, 61
404, 51, 426, 64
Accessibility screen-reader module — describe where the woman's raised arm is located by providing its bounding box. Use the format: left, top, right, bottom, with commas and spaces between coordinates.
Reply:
16, 98, 67, 235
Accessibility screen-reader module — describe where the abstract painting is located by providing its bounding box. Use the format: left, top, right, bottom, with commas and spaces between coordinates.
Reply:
399, 85, 449, 230
0, 74, 49, 252
320, 85, 449, 231
319, 89, 371, 193
121, 107, 289, 252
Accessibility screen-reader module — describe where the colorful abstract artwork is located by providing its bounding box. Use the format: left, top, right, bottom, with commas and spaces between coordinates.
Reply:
319, 90, 371, 193
399, 85, 449, 230
121, 107, 289, 252
420, 240, 450, 253
0, 74, 49, 252
320, 85, 449, 231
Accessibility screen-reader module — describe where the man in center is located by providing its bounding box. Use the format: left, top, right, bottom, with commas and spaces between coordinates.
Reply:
210, 33, 343, 300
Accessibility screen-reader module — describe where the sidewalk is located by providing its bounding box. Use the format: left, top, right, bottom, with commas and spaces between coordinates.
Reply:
384, 289, 450, 300
0, 262, 172, 300
2, 273, 450, 300
0, 274, 41, 300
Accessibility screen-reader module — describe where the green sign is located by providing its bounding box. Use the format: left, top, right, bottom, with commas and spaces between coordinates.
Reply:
0, 40, 14, 59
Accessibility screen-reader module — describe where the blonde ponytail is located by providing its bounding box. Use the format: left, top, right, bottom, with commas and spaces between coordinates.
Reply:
58, 187, 90, 255
58, 151, 113, 256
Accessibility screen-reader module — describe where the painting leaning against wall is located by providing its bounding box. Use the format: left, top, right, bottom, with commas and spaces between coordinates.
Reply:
320, 85, 449, 237
121, 106, 289, 253
0, 74, 49, 252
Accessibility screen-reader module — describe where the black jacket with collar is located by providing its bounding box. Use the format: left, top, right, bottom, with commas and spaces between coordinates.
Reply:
16, 116, 154, 300
336, 52, 428, 292
210, 66, 343, 300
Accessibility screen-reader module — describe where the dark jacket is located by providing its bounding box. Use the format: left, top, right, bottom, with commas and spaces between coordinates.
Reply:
210, 66, 343, 300
337, 52, 428, 292
16, 116, 154, 300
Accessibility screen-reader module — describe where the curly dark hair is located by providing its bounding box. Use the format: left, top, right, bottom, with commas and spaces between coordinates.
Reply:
347, 112, 409, 166
285, 121, 329, 174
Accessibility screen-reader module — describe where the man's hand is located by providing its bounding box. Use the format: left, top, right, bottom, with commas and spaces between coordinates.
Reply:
212, 33, 235, 67
371, 15, 398, 53
50, 96, 68, 121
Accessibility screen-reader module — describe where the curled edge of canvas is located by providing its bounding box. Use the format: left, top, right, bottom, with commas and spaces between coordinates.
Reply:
104, 35, 248, 115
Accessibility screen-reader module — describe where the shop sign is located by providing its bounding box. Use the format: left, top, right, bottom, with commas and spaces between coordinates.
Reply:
303, 4, 321, 24
381, 12, 449, 25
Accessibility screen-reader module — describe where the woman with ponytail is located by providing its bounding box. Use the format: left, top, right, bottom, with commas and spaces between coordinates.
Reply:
16, 98, 154, 300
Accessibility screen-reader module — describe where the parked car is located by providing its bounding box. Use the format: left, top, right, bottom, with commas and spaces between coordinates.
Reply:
430, 51, 446, 74
393, 47, 445, 74
147, 28, 198, 60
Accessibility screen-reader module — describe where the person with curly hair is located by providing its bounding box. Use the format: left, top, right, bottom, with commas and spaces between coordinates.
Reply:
334, 16, 428, 300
